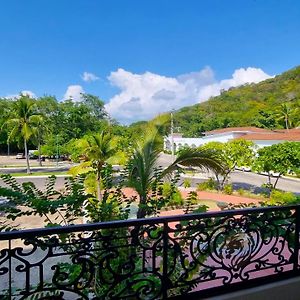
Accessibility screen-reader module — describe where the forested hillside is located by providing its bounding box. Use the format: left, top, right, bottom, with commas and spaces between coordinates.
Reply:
173, 66, 300, 137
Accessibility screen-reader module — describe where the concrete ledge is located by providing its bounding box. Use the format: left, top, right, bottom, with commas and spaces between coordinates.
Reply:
207, 276, 300, 300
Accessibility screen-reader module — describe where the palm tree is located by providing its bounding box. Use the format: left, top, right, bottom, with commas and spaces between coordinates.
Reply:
71, 131, 117, 201
275, 103, 293, 130
5, 96, 41, 174
127, 130, 224, 219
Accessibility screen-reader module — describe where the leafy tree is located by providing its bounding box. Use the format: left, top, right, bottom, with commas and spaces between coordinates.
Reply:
4, 96, 41, 173
253, 142, 300, 191
202, 140, 255, 190
82, 93, 107, 119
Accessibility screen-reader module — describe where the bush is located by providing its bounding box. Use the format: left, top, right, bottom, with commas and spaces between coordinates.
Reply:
237, 188, 245, 196
196, 178, 217, 191
183, 179, 191, 188
269, 190, 297, 204
223, 184, 233, 195
162, 183, 184, 207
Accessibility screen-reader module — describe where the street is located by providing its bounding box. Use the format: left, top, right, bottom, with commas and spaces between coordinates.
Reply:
0, 153, 298, 194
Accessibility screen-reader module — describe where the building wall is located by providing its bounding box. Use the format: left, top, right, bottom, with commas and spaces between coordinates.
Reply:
253, 140, 285, 149
164, 135, 291, 152
164, 132, 243, 151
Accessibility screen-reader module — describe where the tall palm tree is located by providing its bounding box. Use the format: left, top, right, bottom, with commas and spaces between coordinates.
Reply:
127, 130, 224, 219
5, 96, 41, 174
275, 103, 293, 130
71, 131, 117, 201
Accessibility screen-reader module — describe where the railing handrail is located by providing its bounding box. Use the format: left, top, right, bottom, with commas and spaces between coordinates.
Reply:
0, 204, 298, 240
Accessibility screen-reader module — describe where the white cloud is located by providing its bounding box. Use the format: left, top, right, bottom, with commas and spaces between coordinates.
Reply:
105, 67, 272, 124
63, 85, 85, 102
5, 90, 36, 99
81, 71, 99, 82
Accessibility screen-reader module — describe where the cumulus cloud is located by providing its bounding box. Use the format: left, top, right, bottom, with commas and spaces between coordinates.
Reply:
81, 72, 99, 82
105, 66, 272, 124
5, 90, 37, 99
63, 85, 85, 102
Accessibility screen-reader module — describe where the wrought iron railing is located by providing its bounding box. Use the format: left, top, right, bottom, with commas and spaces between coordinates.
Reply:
0, 205, 300, 299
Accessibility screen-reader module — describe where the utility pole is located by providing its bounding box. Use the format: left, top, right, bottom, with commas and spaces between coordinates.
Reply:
171, 110, 175, 161
7, 140, 10, 157
56, 135, 59, 167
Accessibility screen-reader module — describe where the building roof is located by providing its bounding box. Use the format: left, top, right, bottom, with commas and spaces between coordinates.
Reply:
204, 127, 272, 135
241, 132, 300, 141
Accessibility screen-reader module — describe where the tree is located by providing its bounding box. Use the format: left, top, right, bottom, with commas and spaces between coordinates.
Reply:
70, 131, 117, 201
5, 96, 41, 173
202, 140, 255, 190
253, 142, 300, 191
82, 93, 107, 120
127, 129, 224, 218
275, 103, 294, 130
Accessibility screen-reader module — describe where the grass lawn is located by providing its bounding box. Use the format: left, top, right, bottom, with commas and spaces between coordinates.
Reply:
197, 199, 220, 210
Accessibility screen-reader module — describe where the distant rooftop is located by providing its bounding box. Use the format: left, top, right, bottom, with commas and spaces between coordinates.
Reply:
204, 126, 272, 135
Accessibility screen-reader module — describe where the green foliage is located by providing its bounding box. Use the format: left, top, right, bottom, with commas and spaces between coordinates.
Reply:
183, 178, 191, 188
161, 182, 184, 206
269, 190, 297, 205
202, 140, 255, 189
0, 174, 87, 229
254, 142, 300, 189
170, 66, 300, 136
196, 178, 218, 191
183, 191, 209, 214
223, 184, 233, 195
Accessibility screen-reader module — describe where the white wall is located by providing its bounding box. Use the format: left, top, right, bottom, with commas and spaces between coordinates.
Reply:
164, 132, 242, 151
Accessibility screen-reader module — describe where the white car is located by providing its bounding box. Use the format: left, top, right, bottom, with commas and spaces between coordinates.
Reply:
16, 153, 24, 159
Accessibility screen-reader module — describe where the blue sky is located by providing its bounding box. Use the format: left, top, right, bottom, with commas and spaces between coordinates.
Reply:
1, 0, 300, 123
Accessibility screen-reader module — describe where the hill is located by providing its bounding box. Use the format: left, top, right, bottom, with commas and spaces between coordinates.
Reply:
172, 66, 300, 137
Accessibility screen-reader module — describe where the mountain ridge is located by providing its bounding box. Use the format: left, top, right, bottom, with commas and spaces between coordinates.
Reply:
168, 65, 300, 137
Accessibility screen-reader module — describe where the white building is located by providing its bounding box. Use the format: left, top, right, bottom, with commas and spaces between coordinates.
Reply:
164, 127, 300, 152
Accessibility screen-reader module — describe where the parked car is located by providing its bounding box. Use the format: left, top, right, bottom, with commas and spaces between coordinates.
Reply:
28, 150, 38, 159
16, 153, 25, 159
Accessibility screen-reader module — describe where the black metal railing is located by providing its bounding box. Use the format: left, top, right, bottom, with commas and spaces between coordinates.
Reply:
1, 205, 300, 299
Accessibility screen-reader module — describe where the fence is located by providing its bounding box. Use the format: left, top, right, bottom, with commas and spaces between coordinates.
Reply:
0, 205, 299, 299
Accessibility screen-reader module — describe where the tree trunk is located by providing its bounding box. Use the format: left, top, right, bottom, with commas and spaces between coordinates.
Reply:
137, 194, 147, 219
38, 129, 42, 166
285, 117, 289, 130
273, 174, 281, 189
38, 135, 42, 167
96, 173, 102, 202
24, 139, 30, 174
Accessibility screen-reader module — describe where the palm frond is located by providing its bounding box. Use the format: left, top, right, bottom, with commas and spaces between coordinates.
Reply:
163, 148, 225, 177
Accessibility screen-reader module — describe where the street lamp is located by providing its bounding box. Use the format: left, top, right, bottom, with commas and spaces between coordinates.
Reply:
170, 110, 175, 162
56, 135, 59, 167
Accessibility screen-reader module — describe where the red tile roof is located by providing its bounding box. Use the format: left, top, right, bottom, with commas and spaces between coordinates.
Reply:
241, 132, 300, 141
204, 127, 272, 135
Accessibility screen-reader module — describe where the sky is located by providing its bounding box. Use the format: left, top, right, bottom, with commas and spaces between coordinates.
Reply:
1, 0, 300, 123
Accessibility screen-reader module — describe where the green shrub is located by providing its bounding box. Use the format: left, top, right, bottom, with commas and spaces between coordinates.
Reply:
269, 190, 297, 204
162, 183, 184, 206
223, 184, 233, 195
196, 178, 217, 191
237, 188, 245, 196
183, 179, 191, 188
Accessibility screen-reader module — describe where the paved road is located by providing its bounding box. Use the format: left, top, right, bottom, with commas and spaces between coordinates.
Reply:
0, 176, 67, 191
158, 153, 299, 194
0, 153, 298, 194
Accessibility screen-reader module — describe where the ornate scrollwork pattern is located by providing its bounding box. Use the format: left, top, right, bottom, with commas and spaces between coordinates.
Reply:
0, 206, 299, 299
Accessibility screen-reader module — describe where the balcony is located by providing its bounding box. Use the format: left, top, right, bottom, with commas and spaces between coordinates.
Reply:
0, 205, 300, 299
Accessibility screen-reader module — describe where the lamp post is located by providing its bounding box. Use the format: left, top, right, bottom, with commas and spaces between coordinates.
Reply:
170, 110, 175, 162
56, 135, 59, 167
